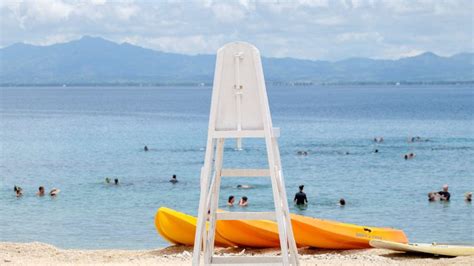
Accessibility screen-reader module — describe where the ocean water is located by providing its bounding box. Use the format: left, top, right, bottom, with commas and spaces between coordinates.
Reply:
0, 85, 473, 250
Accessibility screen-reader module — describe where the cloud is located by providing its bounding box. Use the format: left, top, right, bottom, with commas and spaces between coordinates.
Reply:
336, 32, 384, 43
114, 4, 139, 21
210, 3, 246, 23
17, 0, 73, 25
0, 0, 472, 60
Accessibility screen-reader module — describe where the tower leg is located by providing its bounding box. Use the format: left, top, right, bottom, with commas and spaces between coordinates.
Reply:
272, 138, 299, 265
204, 138, 225, 264
265, 137, 290, 265
193, 138, 216, 265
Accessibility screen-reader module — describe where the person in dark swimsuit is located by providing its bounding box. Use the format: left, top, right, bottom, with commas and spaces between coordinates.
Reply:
438, 184, 450, 201
169, 175, 178, 184
294, 185, 308, 205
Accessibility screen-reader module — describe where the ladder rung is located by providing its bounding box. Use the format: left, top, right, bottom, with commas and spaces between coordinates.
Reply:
216, 212, 275, 220
221, 168, 270, 177
212, 127, 280, 139
211, 256, 282, 264
213, 130, 264, 138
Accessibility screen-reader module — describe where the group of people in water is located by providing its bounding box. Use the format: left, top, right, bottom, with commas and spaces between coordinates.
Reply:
296, 136, 425, 159
105, 177, 119, 185
227, 195, 248, 207
223, 184, 346, 209
293, 184, 346, 207
428, 184, 472, 202
13, 185, 60, 197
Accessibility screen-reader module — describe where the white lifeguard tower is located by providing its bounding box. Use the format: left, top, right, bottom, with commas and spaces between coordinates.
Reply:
193, 42, 299, 265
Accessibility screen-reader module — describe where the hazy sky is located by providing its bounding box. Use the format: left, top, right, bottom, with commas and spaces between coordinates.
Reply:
1, 0, 472, 60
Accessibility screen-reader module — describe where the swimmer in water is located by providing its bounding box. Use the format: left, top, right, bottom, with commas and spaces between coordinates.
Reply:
105, 177, 111, 184
15, 186, 23, 197
374, 137, 384, 143
144, 145, 149, 152
37, 186, 45, 196
239, 196, 248, 207
170, 175, 178, 184
49, 188, 60, 197
114, 178, 119, 185
339, 198, 346, 206
428, 192, 439, 202
465, 192, 472, 202
227, 195, 235, 207
237, 184, 252, 189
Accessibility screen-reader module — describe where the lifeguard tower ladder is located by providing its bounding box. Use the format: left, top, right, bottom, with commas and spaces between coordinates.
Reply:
192, 42, 299, 265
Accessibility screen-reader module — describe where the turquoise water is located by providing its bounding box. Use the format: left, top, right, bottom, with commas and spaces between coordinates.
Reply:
0, 85, 473, 249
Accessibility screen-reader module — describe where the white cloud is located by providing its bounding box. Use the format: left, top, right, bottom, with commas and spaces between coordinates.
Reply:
313, 16, 345, 26
121, 34, 233, 55
114, 4, 139, 21
0, 0, 472, 60
21, 0, 73, 24
210, 3, 246, 23
336, 32, 383, 43
380, 46, 427, 59
89, 0, 107, 5
25, 33, 79, 46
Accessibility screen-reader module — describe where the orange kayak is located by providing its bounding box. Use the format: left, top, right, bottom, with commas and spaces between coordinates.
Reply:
216, 219, 280, 248
291, 214, 408, 249
155, 207, 408, 249
154, 207, 235, 247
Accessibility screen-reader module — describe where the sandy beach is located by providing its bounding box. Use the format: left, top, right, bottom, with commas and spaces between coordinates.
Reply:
1, 242, 472, 265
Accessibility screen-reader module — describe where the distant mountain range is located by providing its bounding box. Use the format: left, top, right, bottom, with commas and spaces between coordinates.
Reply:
0, 36, 472, 86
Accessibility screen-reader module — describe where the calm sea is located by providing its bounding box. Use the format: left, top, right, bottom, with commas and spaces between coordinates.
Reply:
0, 85, 472, 249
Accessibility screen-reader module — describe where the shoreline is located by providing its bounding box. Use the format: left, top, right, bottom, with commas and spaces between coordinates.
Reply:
1, 242, 472, 265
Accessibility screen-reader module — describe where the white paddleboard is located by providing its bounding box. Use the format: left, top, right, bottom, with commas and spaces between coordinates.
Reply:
370, 239, 474, 257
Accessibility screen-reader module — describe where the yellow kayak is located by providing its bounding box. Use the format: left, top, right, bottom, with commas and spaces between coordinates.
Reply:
291, 214, 408, 249
155, 207, 408, 249
216, 219, 280, 248
154, 207, 235, 247
370, 239, 474, 256
215, 214, 407, 249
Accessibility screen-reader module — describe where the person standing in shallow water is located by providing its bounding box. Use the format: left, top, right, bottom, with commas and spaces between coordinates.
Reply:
294, 185, 308, 206
437, 184, 450, 201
